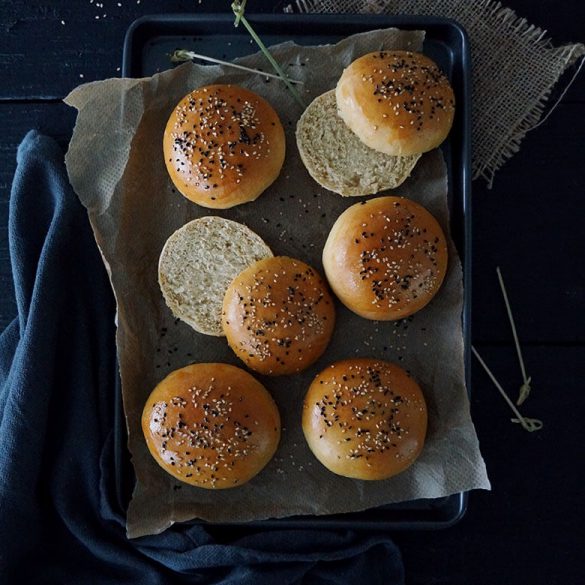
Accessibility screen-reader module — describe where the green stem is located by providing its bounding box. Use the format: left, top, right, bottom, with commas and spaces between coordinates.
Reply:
233, 0, 247, 26
231, 2, 305, 108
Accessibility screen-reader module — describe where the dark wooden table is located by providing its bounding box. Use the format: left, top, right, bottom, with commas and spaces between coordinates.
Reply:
1, 1, 584, 584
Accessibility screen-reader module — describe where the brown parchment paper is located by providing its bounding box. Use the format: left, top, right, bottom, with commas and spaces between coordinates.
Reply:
64, 28, 490, 538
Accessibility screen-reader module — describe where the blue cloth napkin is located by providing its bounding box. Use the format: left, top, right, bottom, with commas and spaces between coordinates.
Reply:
0, 131, 405, 585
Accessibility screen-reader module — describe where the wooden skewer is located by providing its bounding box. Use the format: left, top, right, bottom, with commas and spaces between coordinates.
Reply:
472, 346, 543, 432
496, 267, 532, 405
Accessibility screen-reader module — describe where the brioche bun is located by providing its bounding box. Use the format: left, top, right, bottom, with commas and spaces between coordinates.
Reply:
302, 358, 427, 480
142, 363, 280, 489
322, 196, 448, 320
336, 51, 455, 156
222, 256, 336, 376
163, 84, 285, 209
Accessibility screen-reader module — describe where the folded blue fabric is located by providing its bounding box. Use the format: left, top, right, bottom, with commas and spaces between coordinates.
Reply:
0, 131, 405, 585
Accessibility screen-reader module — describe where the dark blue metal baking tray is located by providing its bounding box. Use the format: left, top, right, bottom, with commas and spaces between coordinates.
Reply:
117, 13, 472, 530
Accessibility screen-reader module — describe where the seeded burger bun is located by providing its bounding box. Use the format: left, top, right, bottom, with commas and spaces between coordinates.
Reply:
163, 84, 286, 209
222, 256, 336, 376
336, 51, 455, 156
303, 358, 427, 480
322, 196, 448, 320
296, 90, 421, 196
142, 363, 281, 489
158, 216, 272, 336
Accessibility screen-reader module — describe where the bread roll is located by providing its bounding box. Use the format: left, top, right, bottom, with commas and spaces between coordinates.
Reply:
296, 90, 421, 196
302, 358, 427, 480
142, 363, 280, 489
158, 216, 273, 336
322, 196, 448, 320
163, 84, 285, 209
336, 51, 455, 156
222, 256, 335, 375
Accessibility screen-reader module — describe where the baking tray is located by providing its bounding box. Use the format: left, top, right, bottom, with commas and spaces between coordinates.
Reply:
116, 13, 472, 530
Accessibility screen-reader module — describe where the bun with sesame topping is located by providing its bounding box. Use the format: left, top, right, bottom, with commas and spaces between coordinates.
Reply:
302, 358, 427, 480
142, 363, 281, 489
336, 51, 455, 156
163, 84, 286, 209
322, 196, 448, 320
222, 256, 336, 376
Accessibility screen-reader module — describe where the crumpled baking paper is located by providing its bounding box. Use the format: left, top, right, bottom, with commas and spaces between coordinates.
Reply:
65, 27, 489, 538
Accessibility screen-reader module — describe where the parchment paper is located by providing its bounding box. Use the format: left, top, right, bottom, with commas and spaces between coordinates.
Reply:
64, 28, 490, 539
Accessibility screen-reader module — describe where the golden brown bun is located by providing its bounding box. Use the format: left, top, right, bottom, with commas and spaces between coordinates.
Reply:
142, 363, 280, 489
222, 256, 336, 375
302, 358, 427, 480
163, 84, 286, 209
336, 51, 455, 156
322, 196, 448, 320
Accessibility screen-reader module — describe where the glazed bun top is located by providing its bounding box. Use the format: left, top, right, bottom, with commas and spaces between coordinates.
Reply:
163, 84, 286, 209
222, 256, 336, 376
142, 363, 281, 489
302, 358, 428, 480
322, 196, 448, 320
336, 51, 455, 156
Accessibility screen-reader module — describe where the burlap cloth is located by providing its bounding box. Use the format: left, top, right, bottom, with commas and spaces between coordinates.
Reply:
286, 0, 585, 186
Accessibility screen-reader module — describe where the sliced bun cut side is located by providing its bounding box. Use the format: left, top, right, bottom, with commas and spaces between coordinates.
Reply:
163, 84, 286, 209
336, 51, 455, 156
159, 216, 273, 336
296, 90, 420, 196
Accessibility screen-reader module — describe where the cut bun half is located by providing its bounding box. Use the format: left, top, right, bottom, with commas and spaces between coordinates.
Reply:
158, 216, 273, 336
296, 90, 420, 196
